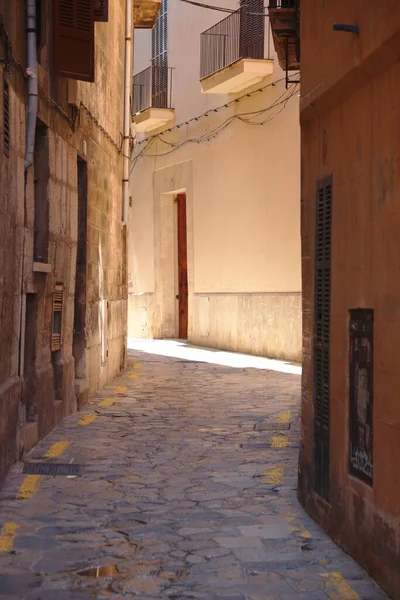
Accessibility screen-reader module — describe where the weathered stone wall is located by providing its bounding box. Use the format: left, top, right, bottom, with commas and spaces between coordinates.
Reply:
0, 0, 127, 486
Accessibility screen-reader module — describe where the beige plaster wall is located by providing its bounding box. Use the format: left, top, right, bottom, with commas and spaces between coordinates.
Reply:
128, 0, 301, 360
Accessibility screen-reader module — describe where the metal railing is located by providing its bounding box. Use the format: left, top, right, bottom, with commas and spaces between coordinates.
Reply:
200, 7, 272, 80
132, 65, 173, 115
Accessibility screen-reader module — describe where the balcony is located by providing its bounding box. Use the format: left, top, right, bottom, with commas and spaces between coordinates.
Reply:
200, 7, 274, 95
133, 0, 162, 28
132, 65, 174, 133
268, 0, 300, 73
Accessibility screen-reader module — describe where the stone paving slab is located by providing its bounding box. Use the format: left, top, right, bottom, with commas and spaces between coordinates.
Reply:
0, 343, 390, 599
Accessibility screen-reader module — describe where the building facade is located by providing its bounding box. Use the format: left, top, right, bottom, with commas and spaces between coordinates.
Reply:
298, 1, 400, 597
0, 0, 160, 487
128, 0, 301, 362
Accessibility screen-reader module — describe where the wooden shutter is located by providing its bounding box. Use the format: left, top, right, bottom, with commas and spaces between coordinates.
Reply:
94, 0, 108, 21
313, 176, 332, 500
3, 78, 10, 157
53, 0, 95, 82
51, 283, 64, 351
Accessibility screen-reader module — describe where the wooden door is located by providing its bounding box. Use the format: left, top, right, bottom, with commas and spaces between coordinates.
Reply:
177, 193, 188, 339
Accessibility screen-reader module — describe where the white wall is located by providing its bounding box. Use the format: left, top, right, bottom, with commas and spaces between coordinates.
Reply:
129, 0, 301, 360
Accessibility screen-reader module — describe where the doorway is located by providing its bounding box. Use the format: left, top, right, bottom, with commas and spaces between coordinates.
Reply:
176, 193, 188, 339
73, 158, 87, 379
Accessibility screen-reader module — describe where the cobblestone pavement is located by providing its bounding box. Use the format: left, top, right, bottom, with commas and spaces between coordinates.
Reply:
0, 342, 389, 600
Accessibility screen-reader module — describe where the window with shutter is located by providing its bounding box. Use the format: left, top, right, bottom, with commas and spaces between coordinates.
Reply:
53, 0, 95, 82
151, 0, 168, 108
51, 283, 65, 352
94, 0, 108, 22
239, 0, 264, 59
3, 78, 10, 157
313, 176, 332, 500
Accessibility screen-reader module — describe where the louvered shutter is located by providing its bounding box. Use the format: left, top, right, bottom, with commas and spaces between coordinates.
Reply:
239, 0, 264, 59
151, 0, 168, 108
53, 0, 95, 82
3, 78, 10, 157
313, 176, 332, 500
51, 284, 65, 351
94, 0, 108, 21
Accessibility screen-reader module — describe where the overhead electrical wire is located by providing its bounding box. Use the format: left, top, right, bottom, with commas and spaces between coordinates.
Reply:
130, 81, 298, 171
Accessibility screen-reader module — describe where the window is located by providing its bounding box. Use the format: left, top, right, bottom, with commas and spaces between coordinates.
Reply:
51, 283, 65, 352
349, 309, 373, 485
53, 0, 95, 82
313, 176, 332, 500
239, 0, 264, 60
3, 77, 10, 157
151, 0, 168, 108
34, 120, 50, 263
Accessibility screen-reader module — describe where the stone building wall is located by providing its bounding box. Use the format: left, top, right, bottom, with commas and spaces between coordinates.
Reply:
0, 0, 128, 486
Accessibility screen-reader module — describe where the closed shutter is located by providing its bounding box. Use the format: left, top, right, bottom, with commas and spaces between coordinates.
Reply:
51, 283, 64, 352
313, 176, 332, 500
53, 0, 95, 82
94, 0, 108, 21
151, 0, 168, 108
3, 78, 10, 157
239, 0, 264, 59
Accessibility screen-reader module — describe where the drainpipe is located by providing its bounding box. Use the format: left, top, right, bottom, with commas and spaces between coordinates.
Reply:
122, 0, 133, 224
25, 0, 38, 170
19, 0, 38, 381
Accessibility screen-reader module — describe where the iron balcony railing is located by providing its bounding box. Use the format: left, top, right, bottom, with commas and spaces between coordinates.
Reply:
200, 7, 273, 80
132, 64, 173, 115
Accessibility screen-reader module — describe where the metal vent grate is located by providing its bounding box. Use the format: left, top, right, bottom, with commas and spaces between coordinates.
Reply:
3, 79, 10, 157
313, 176, 332, 500
23, 462, 81, 476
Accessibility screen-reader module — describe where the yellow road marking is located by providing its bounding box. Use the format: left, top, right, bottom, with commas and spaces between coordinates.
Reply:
133, 363, 142, 369
288, 513, 312, 539
278, 410, 292, 424
99, 397, 115, 407
263, 465, 284, 484
78, 414, 97, 426
0, 522, 19, 552
322, 573, 360, 600
115, 386, 127, 394
129, 373, 140, 379
16, 475, 41, 500
271, 435, 289, 449
46, 441, 70, 458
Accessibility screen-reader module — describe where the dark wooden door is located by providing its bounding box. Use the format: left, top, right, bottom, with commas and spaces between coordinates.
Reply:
177, 193, 188, 339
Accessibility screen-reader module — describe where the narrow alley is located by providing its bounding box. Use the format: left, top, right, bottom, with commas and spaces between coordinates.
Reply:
0, 343, 387, 600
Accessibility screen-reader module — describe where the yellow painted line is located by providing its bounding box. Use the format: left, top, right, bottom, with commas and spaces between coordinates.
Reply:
0, 522, 19, 552
133, 363, 142, 369
99, 397, 115, 407
78, 414, 97, 426
263, 465, 284, 485
277, 410, 292, 424
129, 373, 140, 379
16, 475, 41, 500
287, 513, 312, 539
46, 441, 71, 458
115, 386, 127, 394
322, 573, 360, 600
271, 435, 289, 449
